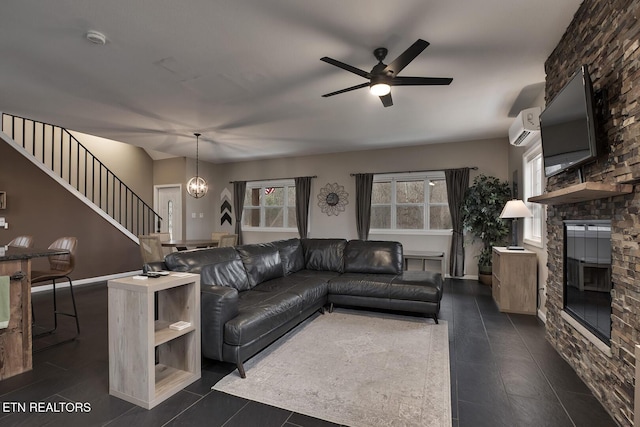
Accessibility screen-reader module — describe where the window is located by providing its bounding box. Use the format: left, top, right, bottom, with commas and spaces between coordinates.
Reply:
523, 142, 544, 246
370, 172, 451, 232
243, 180, 297, 230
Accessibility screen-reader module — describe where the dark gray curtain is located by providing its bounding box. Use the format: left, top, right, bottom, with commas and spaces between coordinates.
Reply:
294, 176, 312, 238
233, 181, 247, 245
445, 168, 470, 277
355, 173, 374, 240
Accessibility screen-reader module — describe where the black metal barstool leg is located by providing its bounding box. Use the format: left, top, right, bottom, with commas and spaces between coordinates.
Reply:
67, 276, 80, 335
52, 279, 58, 332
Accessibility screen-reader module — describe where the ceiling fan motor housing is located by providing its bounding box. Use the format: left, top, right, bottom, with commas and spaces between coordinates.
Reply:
373, 47, 388, 62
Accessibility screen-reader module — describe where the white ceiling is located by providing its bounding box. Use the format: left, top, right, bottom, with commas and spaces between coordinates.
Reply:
0, 0, 582, 163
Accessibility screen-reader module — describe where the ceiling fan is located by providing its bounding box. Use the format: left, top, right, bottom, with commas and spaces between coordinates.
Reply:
321, 39, 452, 107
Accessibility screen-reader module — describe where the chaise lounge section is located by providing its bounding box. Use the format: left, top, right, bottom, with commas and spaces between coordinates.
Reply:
146, 238, 442, 378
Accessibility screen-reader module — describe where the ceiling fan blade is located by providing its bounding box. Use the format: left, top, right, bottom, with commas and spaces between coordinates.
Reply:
380, 93, 393, 107
322, 82, 370, 97
320, 57, 371, 79
384, 39, 430, 76
392, 76, 453, 86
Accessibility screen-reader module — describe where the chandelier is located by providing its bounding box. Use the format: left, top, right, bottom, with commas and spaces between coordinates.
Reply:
187, 132, 208, 198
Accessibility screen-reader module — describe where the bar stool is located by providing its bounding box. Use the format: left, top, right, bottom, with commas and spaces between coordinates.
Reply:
8, 235, 34, 248
30, 237, 80, 346
218, 234, 238, 247
138, 235, 165, 264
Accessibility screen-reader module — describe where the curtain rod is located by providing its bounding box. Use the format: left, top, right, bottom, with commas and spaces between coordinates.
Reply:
349, 167, 478, 176
229, 175, 317, 184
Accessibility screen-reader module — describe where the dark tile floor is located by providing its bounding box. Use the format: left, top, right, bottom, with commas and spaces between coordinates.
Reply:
0, 279, 617, 426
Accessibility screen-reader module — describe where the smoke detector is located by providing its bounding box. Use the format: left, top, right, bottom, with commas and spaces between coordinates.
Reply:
85, 30, 107, 45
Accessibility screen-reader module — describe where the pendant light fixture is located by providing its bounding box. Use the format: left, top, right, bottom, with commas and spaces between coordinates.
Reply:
187, 133, 208, 198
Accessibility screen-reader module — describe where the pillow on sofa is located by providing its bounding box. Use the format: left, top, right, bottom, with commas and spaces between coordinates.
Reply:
272, 238, 305, 275
302, 238, 347, 273
236, 243, 283, 287
344, 240, 403, 274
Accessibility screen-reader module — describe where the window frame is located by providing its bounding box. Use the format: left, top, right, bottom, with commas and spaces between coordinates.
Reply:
370, 171, 452, 235
242, 179, 298, 232
522, 139, 545, 248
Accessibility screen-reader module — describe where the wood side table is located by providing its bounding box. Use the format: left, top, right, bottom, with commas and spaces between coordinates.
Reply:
108, 273, 201, 409
492, 247, 537, 315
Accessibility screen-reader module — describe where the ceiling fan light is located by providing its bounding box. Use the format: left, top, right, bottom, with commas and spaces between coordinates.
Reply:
370, 83, 391, 96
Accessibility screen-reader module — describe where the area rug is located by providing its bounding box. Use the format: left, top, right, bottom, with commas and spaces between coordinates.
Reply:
213, 309, 451, 427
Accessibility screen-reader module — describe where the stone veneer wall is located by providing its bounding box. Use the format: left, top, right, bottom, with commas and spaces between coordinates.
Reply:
544, 0, 640, 425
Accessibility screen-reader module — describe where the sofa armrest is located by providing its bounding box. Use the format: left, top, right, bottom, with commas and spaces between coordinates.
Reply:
201, 284, 239, 361
143, 261, 167, 272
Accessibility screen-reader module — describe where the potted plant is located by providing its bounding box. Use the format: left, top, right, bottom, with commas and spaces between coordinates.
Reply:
461, 174, 511, 285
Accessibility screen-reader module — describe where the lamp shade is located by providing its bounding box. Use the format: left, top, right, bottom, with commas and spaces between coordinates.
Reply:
499, 199, 533, 219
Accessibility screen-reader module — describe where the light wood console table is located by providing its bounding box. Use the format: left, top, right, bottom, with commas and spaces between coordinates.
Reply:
108, 273, 201, 409
492, 247, 537, 315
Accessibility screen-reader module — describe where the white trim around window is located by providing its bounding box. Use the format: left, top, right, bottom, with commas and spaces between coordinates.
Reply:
242, 179, 298, 232
370, 171, 452, 233
522, 139, 545, 248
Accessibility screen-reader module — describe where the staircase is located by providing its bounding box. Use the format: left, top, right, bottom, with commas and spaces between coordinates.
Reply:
1, 112, 161, 240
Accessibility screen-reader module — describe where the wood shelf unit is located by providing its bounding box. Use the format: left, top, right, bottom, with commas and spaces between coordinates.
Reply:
108, 274, 201, 409
528, 182, 633, 205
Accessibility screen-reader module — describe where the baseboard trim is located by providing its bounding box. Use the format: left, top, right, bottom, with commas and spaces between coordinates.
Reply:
537, 309, 547, 323
31, 270, 141, 293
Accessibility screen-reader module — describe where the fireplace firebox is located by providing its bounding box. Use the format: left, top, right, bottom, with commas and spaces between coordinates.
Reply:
563, 220, 612, 342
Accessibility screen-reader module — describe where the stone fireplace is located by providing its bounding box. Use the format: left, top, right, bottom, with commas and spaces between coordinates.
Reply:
542, 0, 640, 425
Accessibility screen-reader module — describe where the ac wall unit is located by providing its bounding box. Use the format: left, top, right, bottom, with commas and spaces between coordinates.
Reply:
509, 107, 541, 147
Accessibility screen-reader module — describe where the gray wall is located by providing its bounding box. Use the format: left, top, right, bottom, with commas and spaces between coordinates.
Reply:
0, 139, 142, 278
204, 137, 509, 277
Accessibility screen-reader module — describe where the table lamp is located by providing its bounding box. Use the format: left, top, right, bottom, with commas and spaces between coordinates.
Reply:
499, 199, 533, 250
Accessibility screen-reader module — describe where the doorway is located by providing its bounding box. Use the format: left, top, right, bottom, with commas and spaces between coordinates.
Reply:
154, 185, 183, 240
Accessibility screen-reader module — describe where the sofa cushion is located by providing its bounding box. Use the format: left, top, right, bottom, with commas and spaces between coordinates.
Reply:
328, 273, 396, 298
199, 249, 251, 291
236, 243, 283, 288
225, 291, 303, 346
272, 238, 305, 275
302, 238, 347, 272
165, 247, 236, 274
253, 275, 329, 306
390, 271, 442, 302
344, 240, 403, 274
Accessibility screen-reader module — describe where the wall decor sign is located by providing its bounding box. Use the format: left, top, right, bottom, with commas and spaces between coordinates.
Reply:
317, 182, 348, 216
220, 187, 233, 226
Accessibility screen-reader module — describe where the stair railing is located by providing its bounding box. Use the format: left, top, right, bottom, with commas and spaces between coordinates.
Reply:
1, 113, 161, 237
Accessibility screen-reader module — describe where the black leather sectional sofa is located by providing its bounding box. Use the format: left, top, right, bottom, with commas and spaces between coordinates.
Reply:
146, 238, 442, 378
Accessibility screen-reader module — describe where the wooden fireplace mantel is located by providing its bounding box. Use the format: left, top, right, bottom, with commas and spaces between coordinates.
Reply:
528, 182, 634, 205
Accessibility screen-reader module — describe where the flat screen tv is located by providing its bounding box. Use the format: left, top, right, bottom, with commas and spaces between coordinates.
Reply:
540, 65, 599, 177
